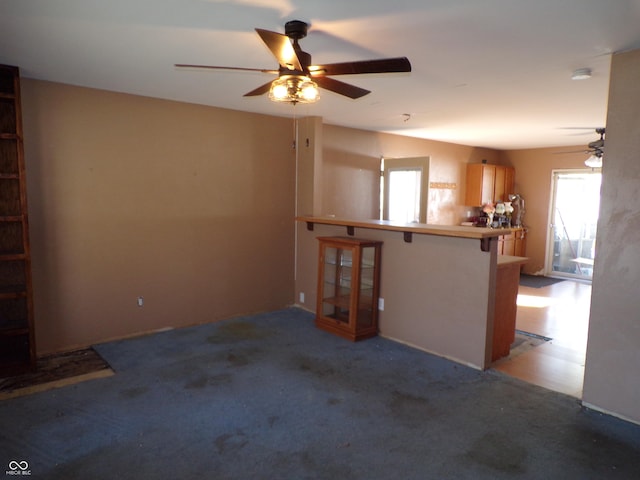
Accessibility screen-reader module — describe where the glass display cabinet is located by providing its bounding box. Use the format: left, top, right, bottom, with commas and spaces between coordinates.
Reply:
315, 237, 382, 341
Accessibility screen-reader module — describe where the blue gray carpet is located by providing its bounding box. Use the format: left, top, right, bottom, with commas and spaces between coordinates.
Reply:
1, 308, 639, 479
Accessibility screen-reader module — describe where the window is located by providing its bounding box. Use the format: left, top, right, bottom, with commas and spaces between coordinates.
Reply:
381, 157, 430, 223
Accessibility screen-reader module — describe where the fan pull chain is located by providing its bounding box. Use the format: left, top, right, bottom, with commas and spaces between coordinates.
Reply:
292, 104, 297, 150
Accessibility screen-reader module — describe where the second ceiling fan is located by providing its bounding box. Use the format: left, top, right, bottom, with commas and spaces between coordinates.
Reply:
175, 20, 412, 104
560, 128, 605, 156
555, 128, 605, 168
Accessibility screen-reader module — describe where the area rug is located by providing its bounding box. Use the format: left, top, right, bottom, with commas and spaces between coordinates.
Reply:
0, 347, 114, 400
502, 330, 552, 360
519, 274, 565, 288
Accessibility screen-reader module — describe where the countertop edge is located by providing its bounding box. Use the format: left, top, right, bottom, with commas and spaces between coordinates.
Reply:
296, 216, 505, 240
497, 255, 529, 266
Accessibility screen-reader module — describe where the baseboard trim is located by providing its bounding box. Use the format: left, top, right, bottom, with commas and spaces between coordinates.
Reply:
581, 401, 640, 426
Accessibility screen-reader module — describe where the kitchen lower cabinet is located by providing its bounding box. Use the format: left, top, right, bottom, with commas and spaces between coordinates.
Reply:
514, 228, 527, 257
497, 228, 526, 257
498, 232, 515, 256
315, 236, 382, 341
492, 255, 528, 362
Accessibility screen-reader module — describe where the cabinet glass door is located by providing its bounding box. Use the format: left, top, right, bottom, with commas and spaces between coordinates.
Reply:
357, 246, 376, 329
321, 246, 353, 323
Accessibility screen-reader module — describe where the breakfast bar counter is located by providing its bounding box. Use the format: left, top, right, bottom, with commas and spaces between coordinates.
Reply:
297, 215, 504, 241
294, 216, 512, 370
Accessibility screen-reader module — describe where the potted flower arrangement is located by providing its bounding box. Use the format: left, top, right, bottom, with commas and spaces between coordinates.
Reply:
482, 203, 496, 228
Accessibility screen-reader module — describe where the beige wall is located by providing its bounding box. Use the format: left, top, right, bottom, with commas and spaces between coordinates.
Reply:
500, 148, 591, 274
21, 79, 296, 354
321, 124, 503, 224
583, 49, 640, 424
295, 116, 323, 217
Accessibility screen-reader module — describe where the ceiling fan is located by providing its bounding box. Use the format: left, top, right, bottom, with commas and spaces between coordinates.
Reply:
175, 20, 412, 104
561, 127, 605, 155
587, 127, 605, 155
556, 128, 605, 167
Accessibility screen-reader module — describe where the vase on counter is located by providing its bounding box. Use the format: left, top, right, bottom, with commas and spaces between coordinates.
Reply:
482, 203, 496, 228
504, 202, 514, 214
504, 202, 514, 228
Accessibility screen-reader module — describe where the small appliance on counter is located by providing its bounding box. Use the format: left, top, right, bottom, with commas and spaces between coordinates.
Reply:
508, 194, 525, 227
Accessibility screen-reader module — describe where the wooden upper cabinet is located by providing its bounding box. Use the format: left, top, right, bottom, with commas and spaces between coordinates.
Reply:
465, 163, 515, 206
465, 164, 492, 206
503, 167, 515, 201
494, 166, 506, 202
480, 165, 495, 206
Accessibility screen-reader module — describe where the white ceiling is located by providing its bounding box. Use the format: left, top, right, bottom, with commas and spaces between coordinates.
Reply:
2, 0, 640, 150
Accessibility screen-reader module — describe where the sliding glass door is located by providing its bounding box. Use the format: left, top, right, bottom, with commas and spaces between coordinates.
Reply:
546, 170, 601, 281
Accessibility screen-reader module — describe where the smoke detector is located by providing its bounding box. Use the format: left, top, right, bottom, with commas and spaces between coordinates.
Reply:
571, 68, 592, 80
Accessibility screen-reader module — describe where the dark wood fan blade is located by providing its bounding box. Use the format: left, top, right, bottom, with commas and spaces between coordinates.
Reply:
175, 64, 278, 74
553, 149, 591, 154
255, 28, 302, 71
243, 81, 273, 97
309, 57, 411, 76
314, 76, 370, 99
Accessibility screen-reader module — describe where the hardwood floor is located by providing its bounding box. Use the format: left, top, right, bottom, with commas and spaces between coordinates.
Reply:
492, 278, 592, 398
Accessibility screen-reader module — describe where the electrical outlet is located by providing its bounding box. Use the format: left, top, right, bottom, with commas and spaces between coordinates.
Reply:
378, 297, 384, 311
299, 292, 305, 303
137, 296, 144, 307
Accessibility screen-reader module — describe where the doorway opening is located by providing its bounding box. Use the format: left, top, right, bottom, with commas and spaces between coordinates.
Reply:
546, 169, 601, 281
494, 168, 600, 398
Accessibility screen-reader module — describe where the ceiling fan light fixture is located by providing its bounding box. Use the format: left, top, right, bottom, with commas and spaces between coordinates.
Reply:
571, 68, 592, 80
269, 75, 319, 104
585, 152, 603, 168
270, 81, 289, 100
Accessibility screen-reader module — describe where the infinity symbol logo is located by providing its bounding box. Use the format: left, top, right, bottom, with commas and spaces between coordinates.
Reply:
8, 460, 29, 471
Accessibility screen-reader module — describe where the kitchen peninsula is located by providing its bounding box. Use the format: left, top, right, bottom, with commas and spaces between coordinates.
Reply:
295, 216, 522, 370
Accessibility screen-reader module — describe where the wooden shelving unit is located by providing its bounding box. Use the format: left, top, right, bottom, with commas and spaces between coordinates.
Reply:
0, 64, 35, 376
